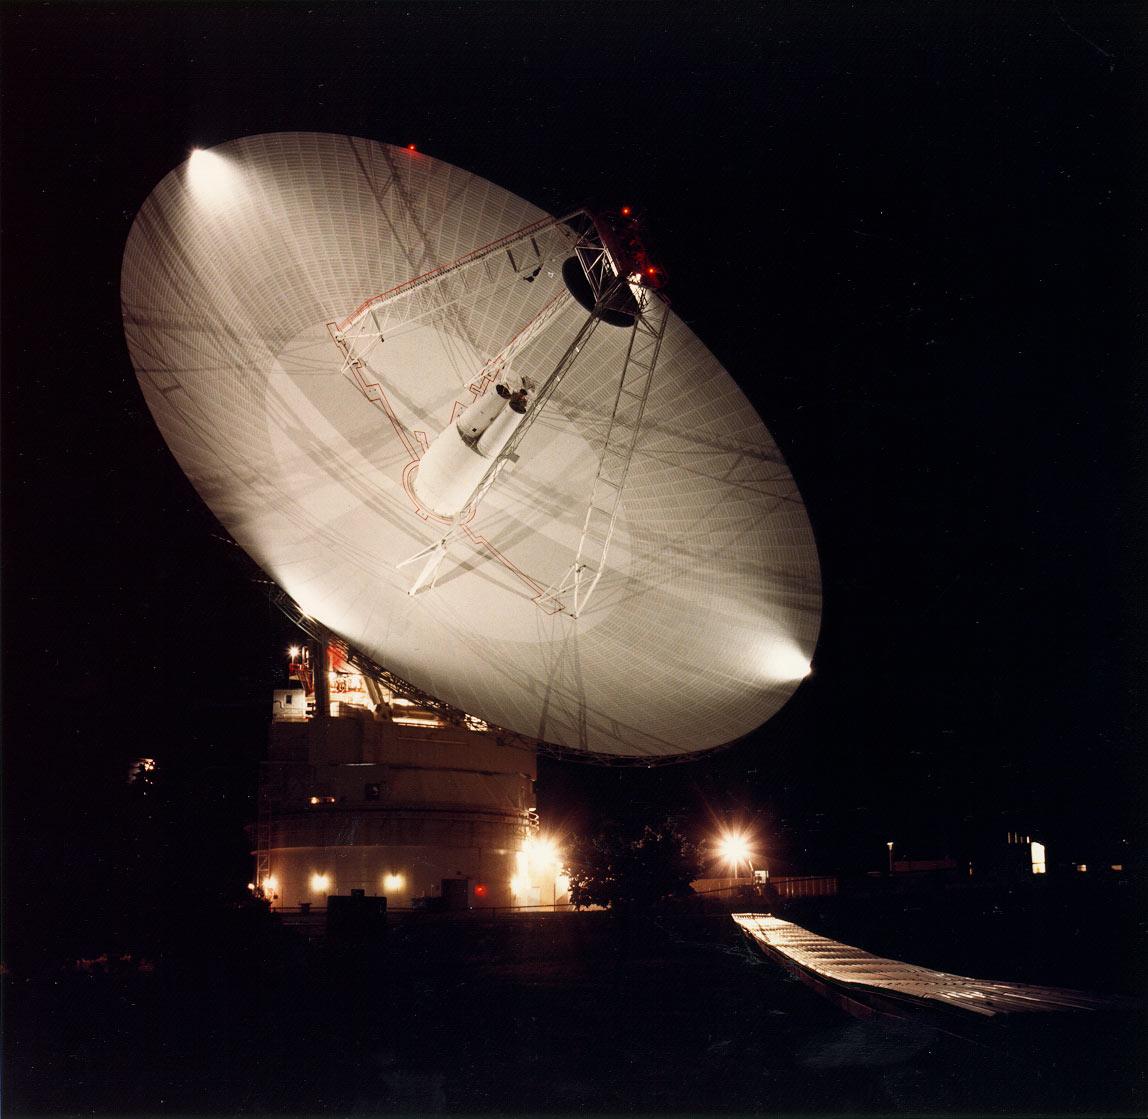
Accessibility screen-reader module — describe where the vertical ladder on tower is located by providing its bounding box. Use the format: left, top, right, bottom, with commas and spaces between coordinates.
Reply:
538, 287, 669, 617
253, 761, 286, 901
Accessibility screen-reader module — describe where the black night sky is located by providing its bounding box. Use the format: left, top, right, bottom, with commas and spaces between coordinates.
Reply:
3, 2, 1144, 945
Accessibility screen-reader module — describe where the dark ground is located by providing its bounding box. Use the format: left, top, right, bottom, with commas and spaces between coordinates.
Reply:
5, 904, 1143, 1117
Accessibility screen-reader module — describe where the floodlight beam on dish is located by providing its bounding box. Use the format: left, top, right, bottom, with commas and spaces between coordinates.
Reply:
187, 147, 242, 208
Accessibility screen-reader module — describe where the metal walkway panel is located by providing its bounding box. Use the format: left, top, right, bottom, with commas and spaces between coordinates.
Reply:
733, 913, 1125, 1018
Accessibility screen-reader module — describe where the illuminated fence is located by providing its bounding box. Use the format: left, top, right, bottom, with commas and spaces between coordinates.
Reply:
772, 875, 838, 898
692, 875, 839, 899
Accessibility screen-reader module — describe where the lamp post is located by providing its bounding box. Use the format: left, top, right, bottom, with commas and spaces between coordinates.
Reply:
886, 840, 895, 875
716, 829, 762, 900
716, 831, 750, 876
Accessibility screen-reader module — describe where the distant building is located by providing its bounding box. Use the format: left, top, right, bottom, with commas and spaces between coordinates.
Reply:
969, 830, 1048, 881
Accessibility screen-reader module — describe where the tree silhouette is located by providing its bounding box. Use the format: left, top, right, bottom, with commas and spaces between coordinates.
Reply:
565, 820, 702, 911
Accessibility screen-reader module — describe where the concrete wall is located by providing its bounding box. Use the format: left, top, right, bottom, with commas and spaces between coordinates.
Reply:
258, 707, 539, 910
262, 843, 519, 909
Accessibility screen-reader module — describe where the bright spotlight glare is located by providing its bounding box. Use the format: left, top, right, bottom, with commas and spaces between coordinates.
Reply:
188, 147, 240, 206
309, 872, 331, 894
716, 831, 753, 872
522, 834, 562, 875
383, 873, 405, 892
760, 642, 812, 682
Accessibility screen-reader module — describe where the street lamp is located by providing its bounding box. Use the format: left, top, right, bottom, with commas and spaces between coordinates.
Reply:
715, 829, 771, 902
886, 840, 895, 875
716, 830, 752, 876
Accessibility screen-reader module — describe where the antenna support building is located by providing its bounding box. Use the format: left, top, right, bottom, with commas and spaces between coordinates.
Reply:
254, 644, 565, 911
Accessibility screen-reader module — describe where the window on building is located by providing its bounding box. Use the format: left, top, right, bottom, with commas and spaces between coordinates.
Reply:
1030, 841, 1047, 875
364, 783, 381, 801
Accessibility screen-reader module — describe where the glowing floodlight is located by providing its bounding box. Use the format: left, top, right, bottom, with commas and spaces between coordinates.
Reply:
383, 873, 405, 892
760, 641, 813, 683
535, 836, 559, 865
523, 834, 561, 872
187, 147, 240, 207
309, 872, 331, 894
716, 830, 754, 875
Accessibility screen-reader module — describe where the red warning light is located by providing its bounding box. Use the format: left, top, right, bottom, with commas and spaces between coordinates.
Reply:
646, 267, 657, 276
473, 883, 488, 897
407, 143, 417, 152
621, 206, 632, 217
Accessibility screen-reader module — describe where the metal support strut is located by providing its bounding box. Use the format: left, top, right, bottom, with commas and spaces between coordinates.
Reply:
335, 205, 664, 603
538, 283, 669, 617
399, 272, 627, 594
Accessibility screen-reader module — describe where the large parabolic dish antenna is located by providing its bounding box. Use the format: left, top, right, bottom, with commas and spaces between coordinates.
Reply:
121, 133, 821, 760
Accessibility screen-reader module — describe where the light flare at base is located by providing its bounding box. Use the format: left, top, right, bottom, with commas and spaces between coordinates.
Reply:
511, 833, 568, 907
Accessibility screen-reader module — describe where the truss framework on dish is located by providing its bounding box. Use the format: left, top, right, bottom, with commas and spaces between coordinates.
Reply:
121, 132, 821, 759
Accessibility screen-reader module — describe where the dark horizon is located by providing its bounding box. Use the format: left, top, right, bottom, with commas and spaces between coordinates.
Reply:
3, 3, 1144, 944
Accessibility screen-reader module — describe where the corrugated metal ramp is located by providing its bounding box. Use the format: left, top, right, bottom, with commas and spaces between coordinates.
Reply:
734, 913, 1128, 1018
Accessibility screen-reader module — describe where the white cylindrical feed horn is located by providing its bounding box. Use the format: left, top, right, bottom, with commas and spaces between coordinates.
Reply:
411, 424, 476, 518
477, 387, 530, 457
415, 382, 533, 517
457, 386, 509, 443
